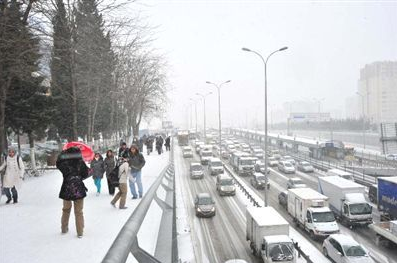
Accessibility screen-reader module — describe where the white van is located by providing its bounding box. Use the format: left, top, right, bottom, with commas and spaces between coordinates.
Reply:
326, 168, 353, 181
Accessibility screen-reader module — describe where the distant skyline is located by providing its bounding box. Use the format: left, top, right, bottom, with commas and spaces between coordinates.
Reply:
130, 0, 397, 129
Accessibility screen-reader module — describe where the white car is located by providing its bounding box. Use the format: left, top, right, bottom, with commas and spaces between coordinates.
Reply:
385, 154, 397, 161
322, 234, 374, 263
267, 156, 279, 167
281, 156, 296, 165
297, 161, 314, 173
287, 177, 307, 189
278, 161, 296, 174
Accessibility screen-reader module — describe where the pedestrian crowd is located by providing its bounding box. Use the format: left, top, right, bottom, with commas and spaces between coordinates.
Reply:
1, 134, 171, 239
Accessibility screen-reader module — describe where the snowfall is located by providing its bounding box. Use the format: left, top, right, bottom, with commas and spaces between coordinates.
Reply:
0, 151, 170, 263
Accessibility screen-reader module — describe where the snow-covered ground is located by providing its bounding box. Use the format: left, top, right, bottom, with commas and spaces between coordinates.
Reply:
0, 151, 169, 263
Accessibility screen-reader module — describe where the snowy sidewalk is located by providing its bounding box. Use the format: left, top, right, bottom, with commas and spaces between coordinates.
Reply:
0, 151, 170, 263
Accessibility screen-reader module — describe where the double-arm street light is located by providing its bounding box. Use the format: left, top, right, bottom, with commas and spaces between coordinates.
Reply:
196, 92, 212, 142
242, 46, 288, 207
189, 98, 198, 136
206, 80, 231, 156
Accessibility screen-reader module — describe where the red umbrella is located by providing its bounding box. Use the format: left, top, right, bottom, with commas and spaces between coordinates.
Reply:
63, 141, 95, 163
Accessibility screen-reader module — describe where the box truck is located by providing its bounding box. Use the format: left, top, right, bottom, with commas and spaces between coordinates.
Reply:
369, 176, 397, 247
318, 176, 372, 227
231, 151, 255, 176
287, 188, 339, 239
246, 206, 295, 263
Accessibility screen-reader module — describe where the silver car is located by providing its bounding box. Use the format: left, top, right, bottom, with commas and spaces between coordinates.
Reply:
297, 161, 314, 173
278, 161, 296, 174
194, 193, 216, 217
287, 177, 307, 189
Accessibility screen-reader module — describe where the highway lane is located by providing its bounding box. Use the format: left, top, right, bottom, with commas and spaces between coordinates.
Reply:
175, 145, 260, 263
223, 154, 397, 263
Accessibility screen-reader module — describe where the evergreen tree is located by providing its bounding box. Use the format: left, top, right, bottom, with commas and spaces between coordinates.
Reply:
50, 0, 75, 141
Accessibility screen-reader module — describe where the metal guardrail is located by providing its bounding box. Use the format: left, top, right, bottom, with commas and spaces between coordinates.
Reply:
102, 151, 177, 263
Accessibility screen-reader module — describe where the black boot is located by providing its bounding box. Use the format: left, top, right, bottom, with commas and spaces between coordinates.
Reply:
6, 198, 11, 204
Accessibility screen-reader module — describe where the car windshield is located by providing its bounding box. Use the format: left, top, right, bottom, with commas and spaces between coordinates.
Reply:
302, 163, 311, 167
312, 211, 335, 222
191, 165, 202, 171
257, 176, 266, 181
202, 152, 212, 157
349, 203, 372, 215
241, 159, 254, 165
268, 243, 294, 261
343, 245, 367, 257
220, 179, 233, 186
284, 163, 293, 167
198, 197, 213, 205
212, 162, 222, 167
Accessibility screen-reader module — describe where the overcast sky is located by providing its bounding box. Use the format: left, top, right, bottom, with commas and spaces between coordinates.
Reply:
132, 0, 397, 129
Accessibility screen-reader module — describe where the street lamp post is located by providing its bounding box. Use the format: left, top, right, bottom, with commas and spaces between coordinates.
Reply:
206, 80, 231, 157
242, 46, 288, 207
189, 98, 198, 136
313, 98, 325, 140
196, 92, 212, 142
356, 92, 366, 149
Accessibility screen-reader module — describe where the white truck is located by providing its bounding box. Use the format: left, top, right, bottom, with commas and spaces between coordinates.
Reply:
318, 176, 373, 227
230, 151, 255, 176
326, 168, 353, 180
246, 206, 296, 263
287, 188, 339, 239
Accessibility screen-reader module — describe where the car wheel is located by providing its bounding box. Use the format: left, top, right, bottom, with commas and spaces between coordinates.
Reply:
323, 247, 328, 258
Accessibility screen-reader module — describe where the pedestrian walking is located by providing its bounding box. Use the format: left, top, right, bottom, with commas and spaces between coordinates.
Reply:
90, 153, 105, 196
145, 136, 154, 155
118, 142, 129, 159
128, 144, 146, 199
104, 150, 116, 195
138, 137, 144, 153
156, 135, 164, 155
165, 136, 171, 151
110, 159, 129, 209
0, 148, 25, 204
57, 147, 89, 238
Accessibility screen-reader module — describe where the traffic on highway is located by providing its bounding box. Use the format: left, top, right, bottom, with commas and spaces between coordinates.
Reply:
175, 130, 397, 263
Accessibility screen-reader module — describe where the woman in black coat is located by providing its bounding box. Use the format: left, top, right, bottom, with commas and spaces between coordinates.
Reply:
57, 147, 89, 238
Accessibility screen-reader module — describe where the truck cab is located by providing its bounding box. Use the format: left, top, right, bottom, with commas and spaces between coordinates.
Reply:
305, 206, 339, 239
200, 150, 213, 165
340, 193, 373, 225
237, 157, 255, 176
208, 157, 224, 175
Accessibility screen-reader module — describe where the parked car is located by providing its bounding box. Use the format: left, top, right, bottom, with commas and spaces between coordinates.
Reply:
182, 146, 193, 158
278, 191, 288, 209
297, 161, 314, 173
250, 172, 270, 190
287, 177, 307, 189
208, 157, 224, 175
281, 156, 296, 165
194, 193, 216, 217
322, 234, 374, 263
278, 161, 296, 174
190, 162, 204, 179
267, 156, 278, 167
216, 174, 236, 196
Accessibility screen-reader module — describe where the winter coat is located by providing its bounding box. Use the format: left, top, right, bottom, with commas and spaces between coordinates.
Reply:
118, 162, 129, 184
104, 156, 116, 178
138, 139, 144, 152
0, 155, 25, 189
57, 149, 89, 201
90, 158, 105, 179
118, 147, 129, 159
128, 152, 145, 173
165, 137, 171, 147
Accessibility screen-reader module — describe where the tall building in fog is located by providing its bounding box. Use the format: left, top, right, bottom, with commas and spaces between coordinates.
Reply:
357, 61, 397, 124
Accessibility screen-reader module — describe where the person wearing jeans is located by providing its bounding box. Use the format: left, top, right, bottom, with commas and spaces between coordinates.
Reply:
127, 144, 145, 199
90, 153, 105, 196
0, 148, 25, 204
111, 160, 129, 209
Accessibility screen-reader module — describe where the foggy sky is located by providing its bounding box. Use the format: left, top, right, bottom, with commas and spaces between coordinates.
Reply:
133, 0, 397, 130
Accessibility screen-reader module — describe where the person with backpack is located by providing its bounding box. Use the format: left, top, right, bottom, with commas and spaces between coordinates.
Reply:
128, 144, 146, 199
104, 150, 117, 195
110, 159, 129, 209
57, 147, 89, 238
0, 148, 25, 204
90, 153, 105, 196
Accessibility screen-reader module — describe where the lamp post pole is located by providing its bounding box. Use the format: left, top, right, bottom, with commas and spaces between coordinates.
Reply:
356, 92, 366, 149
189, 98, 198, 136
196, 92, 212, 142
206, 80, 231, 157
242, 46, 288, 207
